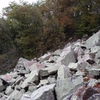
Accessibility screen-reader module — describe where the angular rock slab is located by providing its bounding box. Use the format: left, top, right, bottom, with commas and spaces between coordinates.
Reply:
7, 89, 24, 100
61, 51, 76, 66
57, 65, 71, 79
31, 84, 55, 100
55, 78, 74, 100
39, 62, 59, 78
89, 68, 100, 77
78, 60, 91, 70
28, 63, 38, 72
71, 76, 83, 86
52, 49, 61, 56
57, 45, 76, 66
74, 46, 84, 60
21, 70, 38, 88
86, 30, 100, 48
39, 70, 49, 78
90, 46, 100, 54
21, 84, 55, 100
39, 52, 51, 62
55, 76, 83, 100
15, 57, 34, 69
88, 78, 98, 87
5, 86, 13, 95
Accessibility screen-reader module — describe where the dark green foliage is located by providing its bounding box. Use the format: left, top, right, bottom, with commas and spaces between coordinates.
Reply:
2, 1, 68, 59
75, 0, 100, 37
1, 0, 100, 60
0, 18, 13, 54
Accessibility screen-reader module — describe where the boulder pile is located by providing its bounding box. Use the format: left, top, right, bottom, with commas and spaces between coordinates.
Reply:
1, 31, 100, 100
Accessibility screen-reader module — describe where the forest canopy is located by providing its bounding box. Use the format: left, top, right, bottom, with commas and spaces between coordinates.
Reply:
0, 0, 100, 59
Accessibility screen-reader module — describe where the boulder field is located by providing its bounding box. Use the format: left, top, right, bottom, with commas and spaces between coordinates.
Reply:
1, 31, 100, 100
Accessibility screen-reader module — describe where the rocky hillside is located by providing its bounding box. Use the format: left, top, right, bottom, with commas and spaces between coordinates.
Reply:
0, 31, 100, 100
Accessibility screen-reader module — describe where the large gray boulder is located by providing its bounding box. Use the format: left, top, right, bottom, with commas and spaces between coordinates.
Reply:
56, 45, 76, 66
57, 65, 71, 79
21, 84, 55, 100
39, 62, 60, 78
61, 51, 76, 66
31, 84, 55, 100
28, 63, 38, 71
15, 57, 34, 70
21, 70, 39, 88
55, 76, 83, 100
7, 89, 25, 100
86, 30, 100, 48
55, 78, 74, 100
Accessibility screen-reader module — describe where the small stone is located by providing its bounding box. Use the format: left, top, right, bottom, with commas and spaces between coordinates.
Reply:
28, 85, 37, 92
39, 79, 49, 86
75, 70, 85, 76
68, 63, 78, 69
39, 70, 49, 78
48, 77, 56, 84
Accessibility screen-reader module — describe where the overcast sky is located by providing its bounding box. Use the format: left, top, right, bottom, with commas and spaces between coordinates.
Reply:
0, 0, 38, 13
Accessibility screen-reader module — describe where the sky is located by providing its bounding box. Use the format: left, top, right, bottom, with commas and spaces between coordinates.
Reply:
0, 0, 38, 13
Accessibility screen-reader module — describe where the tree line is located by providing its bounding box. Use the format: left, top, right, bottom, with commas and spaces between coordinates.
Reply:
0, 0, 100, 59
